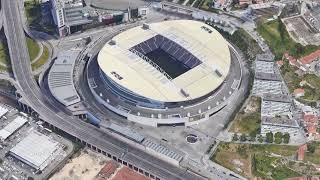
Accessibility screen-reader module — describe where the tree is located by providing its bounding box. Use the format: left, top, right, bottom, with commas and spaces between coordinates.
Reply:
307, 142, 317, 153
283, 133, 290, 144
252, 153, 257, 172
249, 131, 257, 142
258, 135, 263, 143
27, 177, 34, 180
274, 132, 283, 144
240, 134, 247, 142
266, 132, 274, 143
232, 133, 239, 141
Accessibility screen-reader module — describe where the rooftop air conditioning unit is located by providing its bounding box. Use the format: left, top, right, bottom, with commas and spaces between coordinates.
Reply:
142, 23, 150, 30
109, 40, 116, 45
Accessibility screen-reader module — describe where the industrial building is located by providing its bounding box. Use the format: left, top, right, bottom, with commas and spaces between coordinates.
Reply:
0, 106, 8, 118
50, 0, 148, 37
0, 116, 28, 141
50, 0, 92, 36
9, 131, 64, 171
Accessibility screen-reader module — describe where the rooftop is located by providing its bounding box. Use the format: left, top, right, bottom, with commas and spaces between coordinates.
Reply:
262, 93, 292, 103
86, 0, 147, 11
9, 131, 62, 171
261, 116, 299, 127
0, 106, 8, 118
48, 51, 81, 106
255, 72, 281, 81
256, 53, 274, 62
0, 116, 27, 140
98, 20, 231, 102
294, 88, 305, 96
107, 123, 145, 143
303, 114, 318, 124
299, 49, 320, 65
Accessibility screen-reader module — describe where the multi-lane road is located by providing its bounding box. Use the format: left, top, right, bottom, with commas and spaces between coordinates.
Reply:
1, 0, 205, 179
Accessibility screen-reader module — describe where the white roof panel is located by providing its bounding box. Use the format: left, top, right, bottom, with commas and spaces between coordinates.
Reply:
10, 131, 61, 170
0, 116, 27, 140
48, 50, 81, 106
0, 106, 8, 118
98, 20, 231, 102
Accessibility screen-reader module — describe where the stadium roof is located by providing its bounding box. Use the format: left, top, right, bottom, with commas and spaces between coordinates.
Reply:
98, 20, 231, 102
9, 131, 61, 171
48, 51, 81, 106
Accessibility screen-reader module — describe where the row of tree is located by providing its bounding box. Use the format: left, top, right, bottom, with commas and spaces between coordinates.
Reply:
232, 132, 290, 144
265, 132, 290, 144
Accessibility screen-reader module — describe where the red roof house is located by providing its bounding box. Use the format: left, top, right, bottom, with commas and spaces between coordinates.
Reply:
298, 50, 320, 65
293, 88, 305, 98
297, 144, 307, 161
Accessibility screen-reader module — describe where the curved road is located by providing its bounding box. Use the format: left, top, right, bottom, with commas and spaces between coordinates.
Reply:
1, 0, 204, 179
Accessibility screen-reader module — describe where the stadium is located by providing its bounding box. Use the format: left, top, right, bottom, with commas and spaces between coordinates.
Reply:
87, 20, 242, 127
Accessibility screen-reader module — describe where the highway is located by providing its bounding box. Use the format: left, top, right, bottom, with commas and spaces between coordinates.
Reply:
1, 0, 205, 179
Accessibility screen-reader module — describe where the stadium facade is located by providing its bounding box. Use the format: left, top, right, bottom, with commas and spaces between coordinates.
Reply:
88, 20, 242, 127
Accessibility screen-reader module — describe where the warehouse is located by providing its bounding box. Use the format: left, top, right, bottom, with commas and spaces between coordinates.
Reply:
0, 116, 27, 140
9, 131, 64, 171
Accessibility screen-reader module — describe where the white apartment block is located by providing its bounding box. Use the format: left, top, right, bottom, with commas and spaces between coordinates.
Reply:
261, 100, 291, 116
252, 80, 283, 96
255, 60, 275, 74
261, 124, 300, 136
260, 116, 300, 136
50, 0, 65, 28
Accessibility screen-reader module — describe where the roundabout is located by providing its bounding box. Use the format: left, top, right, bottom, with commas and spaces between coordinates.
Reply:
186, 134, 198, 144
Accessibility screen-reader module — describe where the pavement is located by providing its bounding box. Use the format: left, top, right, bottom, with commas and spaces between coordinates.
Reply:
1, 0, 207, 179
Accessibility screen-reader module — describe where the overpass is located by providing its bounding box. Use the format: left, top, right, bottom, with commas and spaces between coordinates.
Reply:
1, 0, 205, 179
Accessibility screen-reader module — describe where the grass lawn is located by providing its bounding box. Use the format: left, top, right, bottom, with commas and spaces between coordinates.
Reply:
304, 142, 320, 165
253, 154, 301, 180
31, 45, 49, 71
256, 19, 319, 60
212, 142, 300, 179
230, 97, 261, 134
0, 65, 11, 73
0, 41, 10, 67
230, 112, 260, 134
199, 0, 221, 13
249, 144, 298, 156
26, 37, 40, 61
